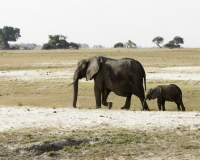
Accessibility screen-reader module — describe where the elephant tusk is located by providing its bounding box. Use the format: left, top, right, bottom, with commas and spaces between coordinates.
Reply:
68, 81, 75, 86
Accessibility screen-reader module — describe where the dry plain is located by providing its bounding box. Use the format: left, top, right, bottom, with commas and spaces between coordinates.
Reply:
0, 48, 200, 159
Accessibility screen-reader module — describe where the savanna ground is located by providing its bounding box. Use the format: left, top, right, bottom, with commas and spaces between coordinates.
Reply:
0, 48, 200, 159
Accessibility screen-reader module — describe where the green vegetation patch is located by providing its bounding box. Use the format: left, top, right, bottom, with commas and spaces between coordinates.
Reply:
1, 127, 200, 159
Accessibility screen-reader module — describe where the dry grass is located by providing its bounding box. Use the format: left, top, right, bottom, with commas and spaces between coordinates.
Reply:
1, 48, 200, 70
0, 48, 200, 110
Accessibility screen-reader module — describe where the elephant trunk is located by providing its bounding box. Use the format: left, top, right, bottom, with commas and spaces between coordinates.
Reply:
73, 79, 79, 108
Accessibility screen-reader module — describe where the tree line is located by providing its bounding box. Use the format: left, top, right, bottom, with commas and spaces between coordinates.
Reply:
1, 26, 184, 50
42, 35, 80, 50
114, 36, 184, 49
0, 26, 80, 50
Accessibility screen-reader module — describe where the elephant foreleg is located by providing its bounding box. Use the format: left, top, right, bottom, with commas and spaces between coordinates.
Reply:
102, 89, 112, 109
94, 87, 102, 109
121, 95, 132, 110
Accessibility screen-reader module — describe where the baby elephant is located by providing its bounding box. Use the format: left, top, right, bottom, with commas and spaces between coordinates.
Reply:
144, 84, 185, 111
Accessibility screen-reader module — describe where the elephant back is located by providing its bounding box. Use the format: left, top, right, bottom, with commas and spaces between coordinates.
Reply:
121, 58, 146, 90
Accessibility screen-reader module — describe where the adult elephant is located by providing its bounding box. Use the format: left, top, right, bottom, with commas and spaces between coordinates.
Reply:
69, 56, 149, 110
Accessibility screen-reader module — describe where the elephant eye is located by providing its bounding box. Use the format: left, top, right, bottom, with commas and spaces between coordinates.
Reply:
82, 63, 88, 68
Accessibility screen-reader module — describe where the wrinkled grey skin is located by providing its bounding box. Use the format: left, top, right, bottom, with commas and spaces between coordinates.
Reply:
69, 56, 149, 110
143, 84, 185, 111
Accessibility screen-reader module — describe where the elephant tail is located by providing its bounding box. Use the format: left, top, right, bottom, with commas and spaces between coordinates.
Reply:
144, 74, 146, 91
137, 61, 146, 91
141, 64, 146, 91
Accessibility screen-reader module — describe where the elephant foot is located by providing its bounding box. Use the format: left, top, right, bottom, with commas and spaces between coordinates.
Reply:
121, 106, 130, 110
96, 106, 101, 109
107, 102, 112, 110
142, 108, 150, 111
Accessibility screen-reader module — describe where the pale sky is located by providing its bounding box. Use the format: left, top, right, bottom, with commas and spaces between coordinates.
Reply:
1, 0, 200, 48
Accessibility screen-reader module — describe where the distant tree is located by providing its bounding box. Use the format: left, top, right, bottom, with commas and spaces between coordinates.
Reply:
10, 44, 20, 50
0, 39, 2, 49
173, 36, 184, 47
42, 35, 69, 49
77, 43, 81, 48
42, 43, 52, 50
152, 36, 164, 48
81, 44, 89, 48
17, 43, 38, 50
0, 26, 21, 49
69, 42, 79, 49
114, 42, 124, 48
164, 40, 175, 49
125, 40, 136, 48
42, 35, 80, 50
31, 43, 37, 49
164, 36, 184, 49
23, 46, 29, 50
93, 45, 104, 48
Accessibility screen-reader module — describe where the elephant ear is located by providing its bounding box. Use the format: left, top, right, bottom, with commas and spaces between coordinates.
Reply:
151, 87, 161, 99
86, 56, 102, 81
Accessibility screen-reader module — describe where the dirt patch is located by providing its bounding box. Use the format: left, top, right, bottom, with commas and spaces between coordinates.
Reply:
1, 106, 200, 132
34, 60, 77, 67
146, 66, 200, 81
11, 139, 86, 156
1, 66, 200, 82
0, 68, 73, 81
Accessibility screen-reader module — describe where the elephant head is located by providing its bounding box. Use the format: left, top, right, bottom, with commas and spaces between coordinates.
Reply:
143, 87, 161, 107
69, 56, 102, 108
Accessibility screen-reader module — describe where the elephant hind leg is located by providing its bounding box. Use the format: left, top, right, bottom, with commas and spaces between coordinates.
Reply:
135, 84, 149, 111
175, 98, 185, 111
179, 97, 186, 111
102, 89, 112, 109
121, 95, 132, 110
175, 102, 181, 111
157, 99, 162, 111
140, 98, 150, 111
161, 100, 166, 111
180, 102, 185, 111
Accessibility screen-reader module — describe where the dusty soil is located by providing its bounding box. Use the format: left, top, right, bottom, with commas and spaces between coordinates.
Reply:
1, 66, 200, 82
1, 106, 200, 133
